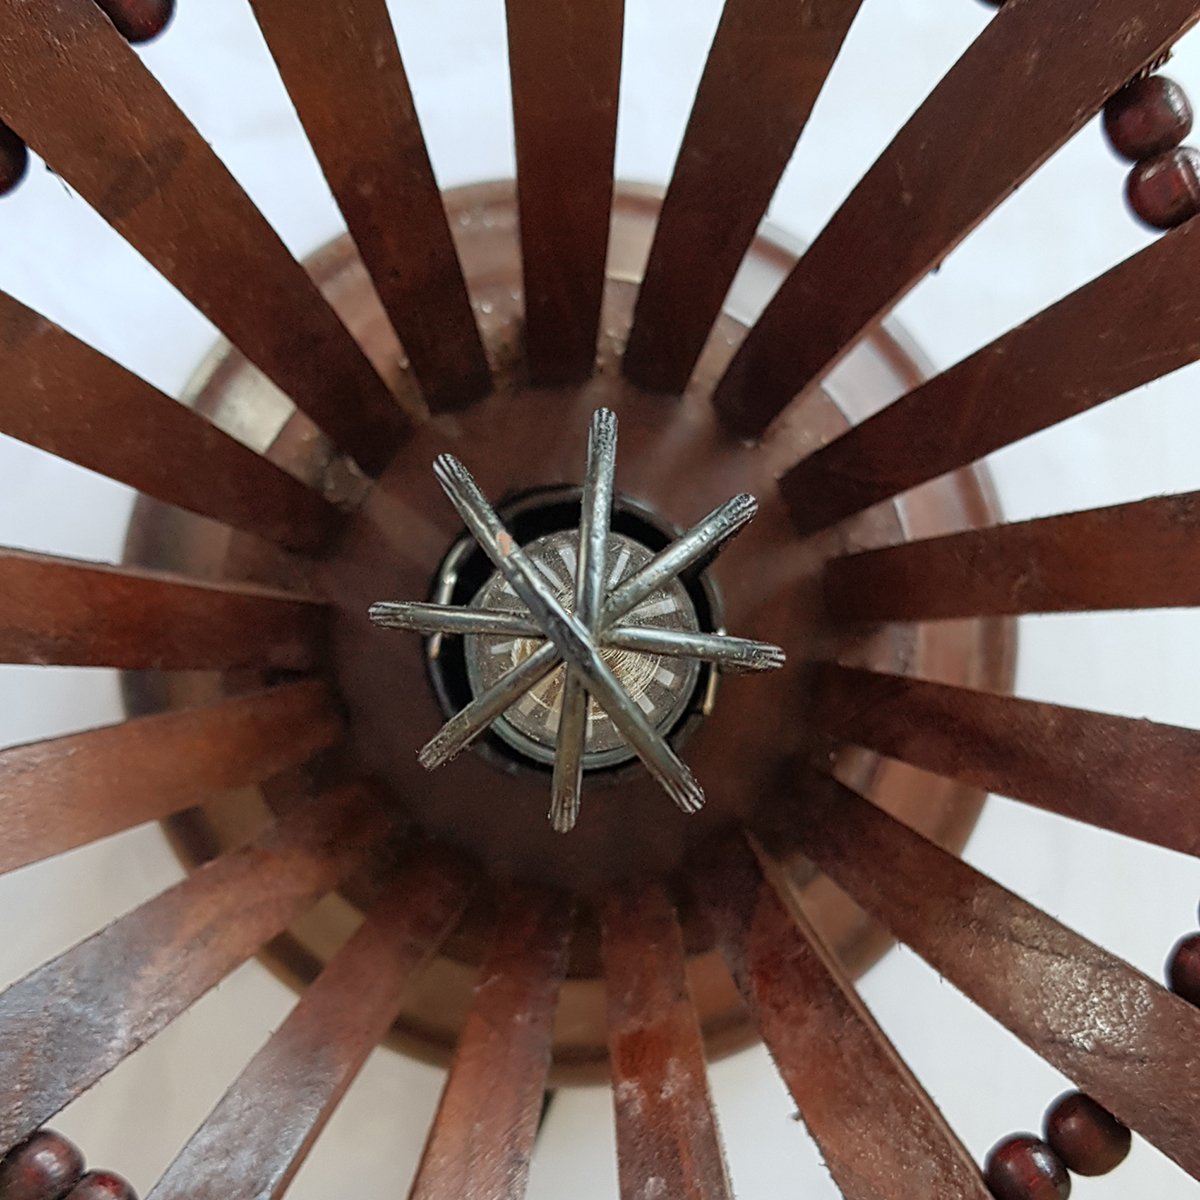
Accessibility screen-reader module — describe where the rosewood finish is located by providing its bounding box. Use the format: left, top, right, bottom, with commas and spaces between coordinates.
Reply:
248, 0, 491, 413
0, 548, 324, 671
823, 490, 1200, 622
771, 771, 1200, 1179
710, 0, 1200, 437
602, 883, 732, 1200
0, 0, 406, 474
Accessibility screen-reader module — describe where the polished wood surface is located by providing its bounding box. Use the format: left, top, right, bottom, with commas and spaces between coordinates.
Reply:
0, 290, 337, 553
623, 0, 863, 394
824, 491, 1200, 622
812, 664, 1200, 858
0, 682, 341, 878
711, 0, 1200, 436
0, 785, 388, 1150
409, 886, 570, 1200
602, 883, 732, 1200
780, 220, 1200, 535
0, 548, 324, 670
0, 0, 406, 474
150, 851, 471, 1200
700, 835, 988, 1200
506, 0, 623, 383
249, 0, 490, 412
769, 771, 1200, 1179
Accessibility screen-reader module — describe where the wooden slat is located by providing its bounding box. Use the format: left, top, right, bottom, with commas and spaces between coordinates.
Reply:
0, 548, 324, 670
711, 0, 1200, 437
779, 221, 1200, 534
0, 0, 406, 475
698, 835, 988, 1200
812, 664, 1200, 859
409, 885, 571, 1200
506, 0, 623, 384
248, 0, 491, 413
771, 770, 1200, 1180
623, 0, 864, 394
0, 784, 388, 1150
0, 291, 338, 553
601, 883, 732, 1200
0, 681, 342, 878
149, 851, 472, 1200
824, 491, 1200, 623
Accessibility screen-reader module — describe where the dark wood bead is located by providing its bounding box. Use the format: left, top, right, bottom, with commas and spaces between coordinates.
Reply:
985, 1135, 1071, 1200
1168, 931, 1200, 1005
1044, 1091, 1131, 1176
1104, 75, 1194, 161
0, 1130, 85, 1200
63, 1172, 137, 1200
0, 121, 28, 197
1126, 147, 1200, 230
91, 0, 175, 44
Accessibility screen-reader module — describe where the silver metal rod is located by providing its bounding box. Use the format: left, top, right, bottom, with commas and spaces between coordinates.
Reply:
602, 493, 757, 621
605, 627, 786, 672
551, 409, 617, 832
433, 453, 704, 813
368, 601, 542, 639
418, 640, 560, 769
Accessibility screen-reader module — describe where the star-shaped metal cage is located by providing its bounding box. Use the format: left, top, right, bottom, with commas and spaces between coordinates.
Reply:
369, 408, 786, 832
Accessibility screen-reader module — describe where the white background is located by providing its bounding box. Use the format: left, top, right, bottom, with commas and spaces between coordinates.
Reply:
0, 0, 1197, 1196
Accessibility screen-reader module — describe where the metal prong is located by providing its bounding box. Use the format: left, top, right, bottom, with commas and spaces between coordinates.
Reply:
419, 641, 560, 768
370, 601, 541, 639
602, 493, 757, 622
604, 626, 786, 673
433, 452, 704, 814
551, 409, 617, 833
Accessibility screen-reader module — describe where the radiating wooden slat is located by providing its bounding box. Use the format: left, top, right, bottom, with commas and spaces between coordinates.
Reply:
711, 0, 1200, 437
0, 0, 406, 475
771, 770, 1200, 1180
0, 548, 324, 670
0, 784, 388, 1150
149, 851, 472, 1200
0, 292, 338, 553
601, 882, 732, 1200
812, 664, 1200, 859
506, 0, 623, 384
698, 835, 988, 1200
623, 0, 864, 394
824, 491, 1200, 623
248, 0, 491, 413
0, 681, 341, 878
779, 221, 1200, 534
409, 885, 572, 1200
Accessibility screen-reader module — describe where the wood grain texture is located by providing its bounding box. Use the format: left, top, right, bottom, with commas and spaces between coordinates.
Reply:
824, 490, 1200, 622
0, 291, 338, 552
506, 0, 623, 384
601, 883, 732, 1200
771, 771, 1200, 1180
149, 851, 472, 1200
408, 885, 572, 1200
0, 682, 342, 878
698, 835, 988, 1200
0, 547, 324, 670
711, 0, 1200, 436
812, 664, 1200, 859
0, 784, 389, 1150
623, 0, 864, 394
780, 220, 1200, 534
0, 0, 407, 475
248, 0, 490, 412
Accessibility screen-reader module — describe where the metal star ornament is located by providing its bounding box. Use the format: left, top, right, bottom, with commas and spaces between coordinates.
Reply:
369, 408, 786, 832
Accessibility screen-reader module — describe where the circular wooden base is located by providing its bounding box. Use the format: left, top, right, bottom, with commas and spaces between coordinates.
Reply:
122, 183, 1014, 1081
